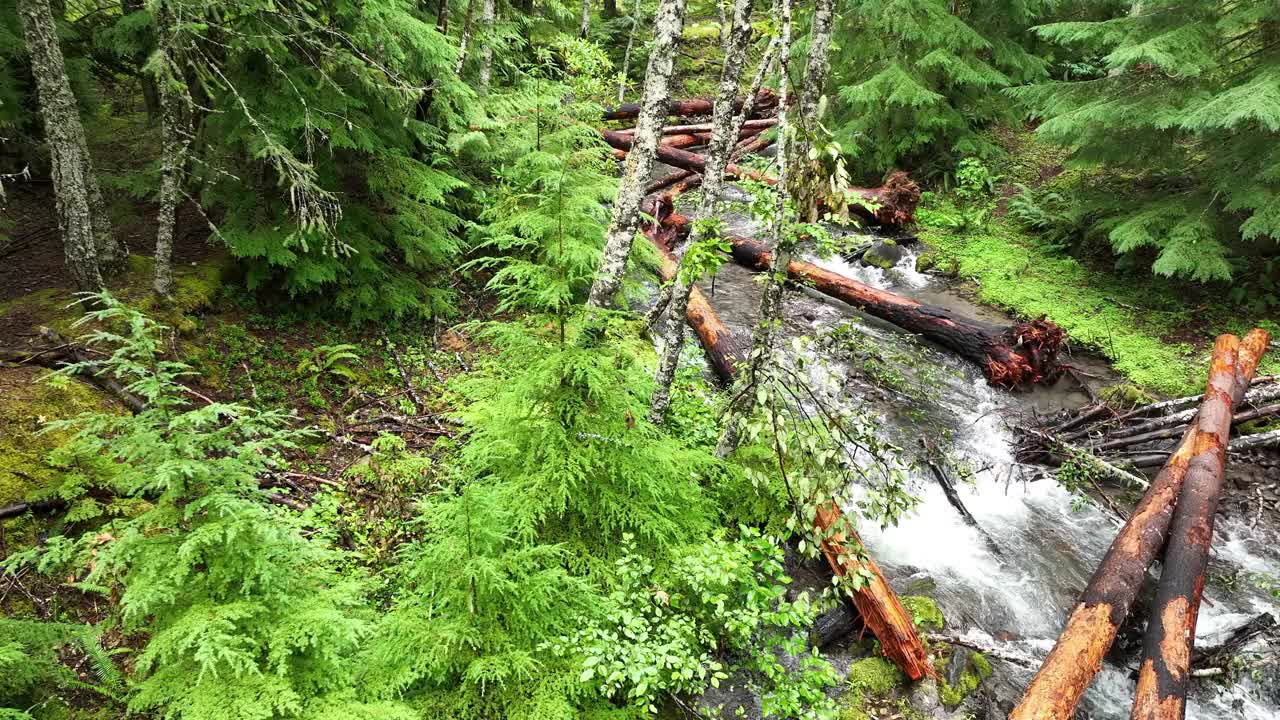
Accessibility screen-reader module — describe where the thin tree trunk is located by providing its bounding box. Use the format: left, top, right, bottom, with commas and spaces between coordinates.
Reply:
454, 0, 477, 74
649, 0, 755, 423
586, 0, 687, 308
436, 0, 450, 35
715, 0, 791, 458
152, 9, 191, 298
615, 0, 644, 104
787, 0, 834, 220
478, 0, 495, 93
604, 0, 620, 18
18, 0, 104, 290
1009, 330, 1270, 720
121, 0, 159, 119
579, 0, 591, 36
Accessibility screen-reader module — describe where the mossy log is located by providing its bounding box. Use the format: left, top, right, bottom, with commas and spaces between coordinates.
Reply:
644, 197, 1065, 388
1131, 330, 1271, 720
1009, 330, 1270, 720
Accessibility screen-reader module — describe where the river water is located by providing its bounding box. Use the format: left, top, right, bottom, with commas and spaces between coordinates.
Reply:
672, 187, 1280, 720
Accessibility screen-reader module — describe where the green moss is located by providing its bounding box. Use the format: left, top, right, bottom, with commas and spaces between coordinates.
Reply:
914, 253, 937, 273
1098, 383, 1157, 410
901, 595, 944, 632
846, 657, 907, 698
0, 368, 112, 540
938, 651, 992, 708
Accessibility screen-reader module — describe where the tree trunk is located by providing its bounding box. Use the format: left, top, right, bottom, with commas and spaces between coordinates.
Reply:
1131, 329, 1271, 720
586, 0, 687, 308
152, 5, 191, 297
644, 233, 744, 383
18, 0, 106, 290
436, 0, 450, 34
454, 0, 477, 74
600, 132, 921, 226
615, 0, 643, 103
579, 0, 591, 36
650, 0, 755, 422
603, 0, 620, 18
1009, 330, 1270, 720
814, 502, 934, 680
602, 89, 778, 121
640, 195, 1065, 387
478, 0, 495, 93
786, 0, 834, 219
715, 0, 791, 458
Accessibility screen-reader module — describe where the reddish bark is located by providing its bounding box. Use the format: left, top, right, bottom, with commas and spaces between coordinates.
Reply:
644, 197, 1064, 387
645, 169, 699, 196
815, 502, 934, 681
1131, 329, 1271, 720
646, 235, 744, 384
1009, 333, 1269, 720
603, 131, 919, 225
602, 88, 778, 121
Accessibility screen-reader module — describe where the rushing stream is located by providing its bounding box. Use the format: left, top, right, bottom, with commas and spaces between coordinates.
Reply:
668, 183, 1280, 719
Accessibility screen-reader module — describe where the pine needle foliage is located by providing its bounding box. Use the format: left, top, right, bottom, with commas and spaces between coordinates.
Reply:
829, 0, 1061, 175
5, 294, 399, 720
1012, 0, 1280, 284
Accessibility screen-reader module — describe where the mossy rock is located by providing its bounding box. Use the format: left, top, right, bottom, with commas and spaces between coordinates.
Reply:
938, 648, 992, 708
1099, 383, 1156, 410
847, 657, 907, 697
861, 240, 904, 270
914, 253, 937, 273
901, 595, 945, 632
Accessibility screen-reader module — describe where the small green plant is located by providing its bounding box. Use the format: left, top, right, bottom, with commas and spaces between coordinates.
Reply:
296, 343, 361, 384
954, 158, 1000, 199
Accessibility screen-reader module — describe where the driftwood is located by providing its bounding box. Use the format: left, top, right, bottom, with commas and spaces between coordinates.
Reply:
644, 197, 1066, 388
1009, 330, 1270, 720
603, 131, 921, 226
601, 89, 778, 121
1131, 328, 1272, 720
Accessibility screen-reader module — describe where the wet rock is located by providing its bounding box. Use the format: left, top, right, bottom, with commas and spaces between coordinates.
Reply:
814, 603, 861, 648
938, 648, 993, 709
901, 595, 945, 632
909, 678, 950, 720
915, 253, 937, 273
861, 239, 905, 269
902, 571, 937, 596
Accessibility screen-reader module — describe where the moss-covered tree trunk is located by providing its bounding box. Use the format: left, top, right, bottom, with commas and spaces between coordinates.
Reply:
649, 0, 755, 422
18, 0, 115, 290
152, 2, 191, 297
715, 0, 792, 458
587, 0, 687, 308
478, 0, 495, 93
454, 0, 477, 74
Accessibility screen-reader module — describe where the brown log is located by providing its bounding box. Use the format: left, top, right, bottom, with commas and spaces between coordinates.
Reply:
643, 197, 1064, 387
1131, 329, 1271, 720
660, 117, 777, 136
601, 88, 778, 121
1009, 331, 1270, 720
645, 235, 744, 384
603, 130, 920, 226
1092, 398, 1280, 452
814, 502, 933, 680
645, 169, 699, 196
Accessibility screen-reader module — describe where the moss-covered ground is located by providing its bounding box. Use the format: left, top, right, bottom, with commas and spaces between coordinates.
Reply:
919, 128, 1280, 397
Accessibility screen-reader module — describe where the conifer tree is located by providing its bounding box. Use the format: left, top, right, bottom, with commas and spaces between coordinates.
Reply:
1013, 0, 1280, 283
149, 0, 192, 298
649, 0, 756, 422
17, 0, 119, 290
829, 0, 1055, 174
479, 0, 496, 92
587, 0, 687, 308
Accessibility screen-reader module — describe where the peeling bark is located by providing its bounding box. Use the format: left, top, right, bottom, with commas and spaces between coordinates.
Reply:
649, 0, 756, 421
1131, 328, 1272, 720
478, 0, 495, 93
19, 0, 108, 290
1009, 331, 1270, 720
587, 0, 687, 308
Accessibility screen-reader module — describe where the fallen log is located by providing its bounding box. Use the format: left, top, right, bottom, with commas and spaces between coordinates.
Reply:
659, 117, 777, 136
645, 235, 745, 384
601, 88, 778, 121
1009, 330, 1270, 720
645, 168, 698, 196
814, 502, 934, 680
0, 498, 66, 521
654, 126, 766, 150
645, 199, 1064, 387
602, 130, 920, 226
1131, 328, 1271, 720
